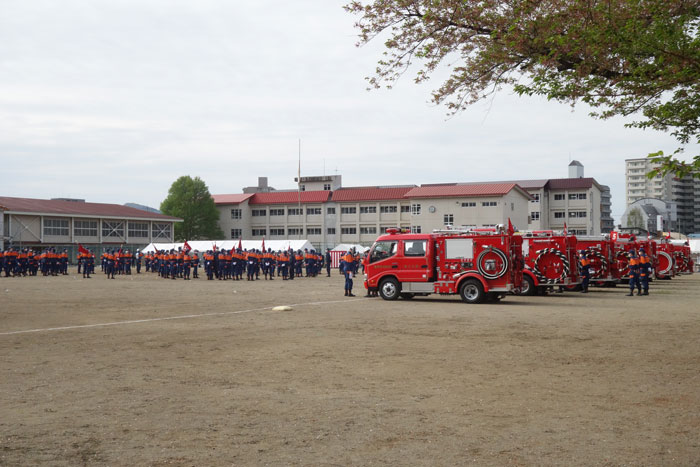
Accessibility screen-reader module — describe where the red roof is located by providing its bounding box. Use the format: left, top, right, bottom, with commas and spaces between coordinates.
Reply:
212, 193, 255, 205
547, 178, 596, 190
249, 191, 331, 205
405, 183, 526, 199
0, 196, 180, 220
331, 186, 415, 202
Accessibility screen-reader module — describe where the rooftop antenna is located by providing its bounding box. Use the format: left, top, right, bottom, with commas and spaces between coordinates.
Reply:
297, 139, 301, 208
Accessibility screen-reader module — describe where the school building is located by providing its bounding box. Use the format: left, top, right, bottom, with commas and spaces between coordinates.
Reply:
214, 165, 611, 251
0, 196, 181, 258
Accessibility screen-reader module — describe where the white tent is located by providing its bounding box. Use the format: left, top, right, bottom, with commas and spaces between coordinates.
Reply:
331, 243, 370, 254
141, 239, 315, 253
328, 243, 370, 268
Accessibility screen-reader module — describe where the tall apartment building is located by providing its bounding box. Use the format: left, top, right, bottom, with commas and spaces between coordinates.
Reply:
625, 157, 700, 234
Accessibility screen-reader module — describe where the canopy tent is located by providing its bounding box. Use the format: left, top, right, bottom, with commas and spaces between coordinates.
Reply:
329, 243, 370, 268
140, 239, 315, 253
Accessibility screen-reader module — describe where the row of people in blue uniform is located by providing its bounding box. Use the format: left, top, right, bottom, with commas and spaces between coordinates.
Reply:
145, 248, 333, 281
0, 248, 70, 277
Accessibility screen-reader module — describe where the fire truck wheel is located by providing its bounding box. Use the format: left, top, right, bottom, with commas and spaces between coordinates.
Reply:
459, 279, 484, 304
520, 276, 535, 296
378, 278, 400, 300
400, 293, 415, 300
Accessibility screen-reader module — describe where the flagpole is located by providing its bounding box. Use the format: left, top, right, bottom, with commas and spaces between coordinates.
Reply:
297, 138, 301, 209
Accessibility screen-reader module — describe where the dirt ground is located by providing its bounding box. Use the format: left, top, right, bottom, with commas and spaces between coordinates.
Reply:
0, 268, 698, 466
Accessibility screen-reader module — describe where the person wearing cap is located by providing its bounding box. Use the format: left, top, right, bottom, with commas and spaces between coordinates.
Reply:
579, 250, 591, 293
638, 248, 650, 295
192, 250, 200, 279
340, 249, 357, 297
627, 250, 641, 296
325, 249, 332, 277
136, 249, 143, 274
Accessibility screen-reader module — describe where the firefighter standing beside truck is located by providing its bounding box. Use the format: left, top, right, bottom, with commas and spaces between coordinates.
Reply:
627, 250, 641, 296
579, 250, 591, 293
340, 249, 357, 297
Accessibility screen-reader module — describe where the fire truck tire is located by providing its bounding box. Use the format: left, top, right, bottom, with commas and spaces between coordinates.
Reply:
378, 278, 400, 300
400, 293, 415, 300
520, 275, 535, 296
459, 279, 484, 304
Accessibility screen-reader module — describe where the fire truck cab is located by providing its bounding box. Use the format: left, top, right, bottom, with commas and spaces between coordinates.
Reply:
364, 227, 523, 304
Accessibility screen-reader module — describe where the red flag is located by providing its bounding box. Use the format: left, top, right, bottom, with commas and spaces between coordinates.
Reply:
238, 237, 242, 250
212, 242, 217, 252
507, 218, 514, 235
261, 237, 265, 252
563, 222, 568, 236
183, 241, 192, 253
78, 243, 89, 255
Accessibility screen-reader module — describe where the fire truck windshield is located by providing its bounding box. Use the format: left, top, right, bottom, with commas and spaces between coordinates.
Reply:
370, 241, 397, 263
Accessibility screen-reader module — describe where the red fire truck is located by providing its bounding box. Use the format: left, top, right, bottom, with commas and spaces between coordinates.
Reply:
364, 226, 524, 304
519, 231, 580, 295
671, 241, 694, 274
655, 239, 676, 279
575, 236, 617, 285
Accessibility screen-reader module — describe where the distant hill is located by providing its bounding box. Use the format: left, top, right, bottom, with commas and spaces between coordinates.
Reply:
124, 203, 162, 214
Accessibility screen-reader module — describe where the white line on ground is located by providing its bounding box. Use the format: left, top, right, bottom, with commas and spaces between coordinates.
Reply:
0, 297, 371, 336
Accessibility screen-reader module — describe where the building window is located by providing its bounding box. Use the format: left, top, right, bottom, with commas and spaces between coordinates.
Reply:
231, 228, 242, 239
44, 218, 69, 236
569, 211, 587, 218
411, 204, 421, 215
482, 201, 497, 207
252, 228, 267, 236
327, 207, 336, 215
531, 194, 540, 203
554, 194, 565, 201
341, 207, 357, 214
360, 226, 377, 235
306, 227, 322, 235
554, 211, 565, 219
152, 223, 170, 240
306, 207, 322, 215
103, 220, 125, 238
569, 193, 587, 200
401, 205, 411, 213
360, 206, 377, 214
573, 229, 588, 235
288, 227, 302, 235
128, 222, 149, 238
530, 212, 540, 220
251, 209, 267, 217
461, 202, 476, 207
341, 227, 357, 235
380, 205, 397, 213
323, 183, 331, 190
230, 208, 242, 219
288, 208, 303, 216
327, 227, 336, 235
444, 214, 454, 225
270, 208, 285, 216
411, 226, 422, 233
74, 220, 97, 237
270, 228, 285, 236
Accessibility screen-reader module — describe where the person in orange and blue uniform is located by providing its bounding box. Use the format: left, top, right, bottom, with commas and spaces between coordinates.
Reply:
340, 249, 357, 297
578, 250, 590, 293
638, 248, 650, 295
627, 250, 641, 296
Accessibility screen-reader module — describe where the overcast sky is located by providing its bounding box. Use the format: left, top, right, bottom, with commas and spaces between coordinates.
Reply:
1, 0, 697, 222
